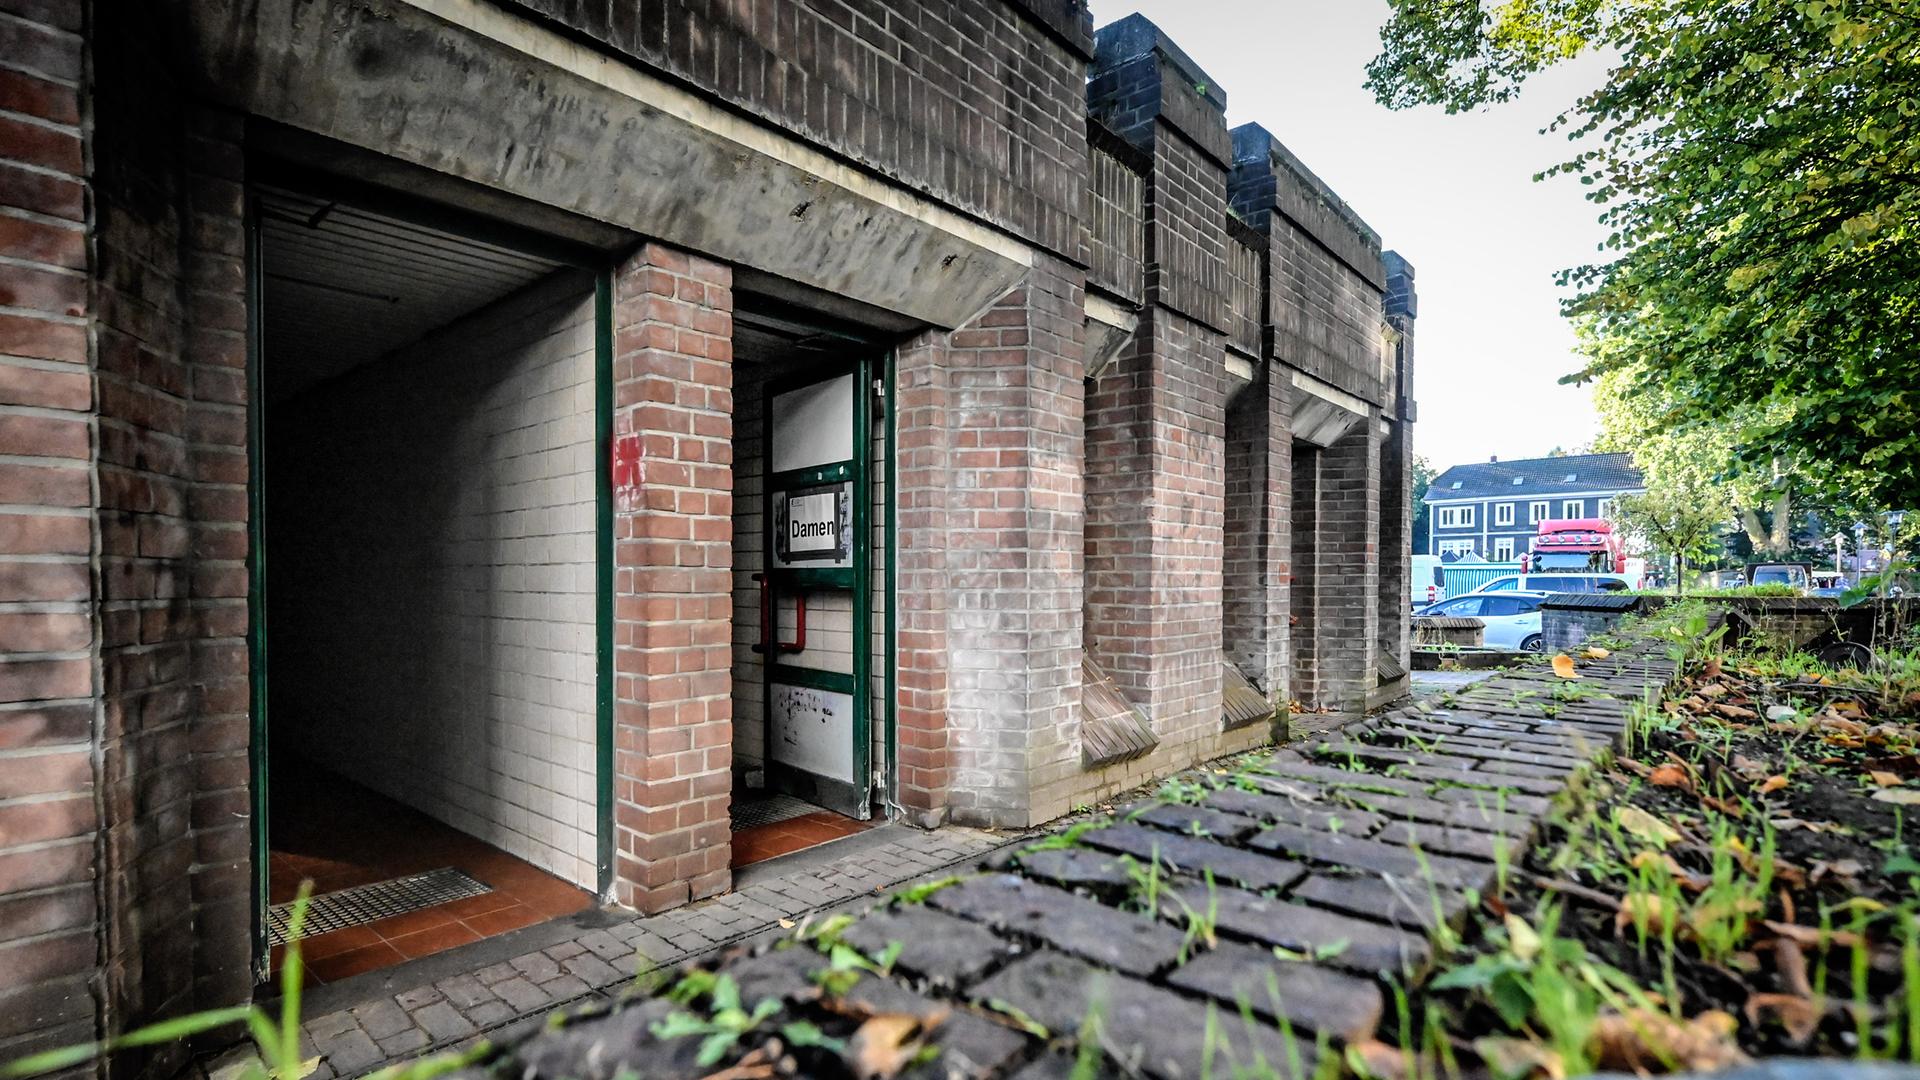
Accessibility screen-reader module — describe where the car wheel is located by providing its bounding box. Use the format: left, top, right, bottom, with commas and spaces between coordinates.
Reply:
1521, 635, 1544, 653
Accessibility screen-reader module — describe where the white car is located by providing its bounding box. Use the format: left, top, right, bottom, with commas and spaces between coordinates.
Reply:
1416, 590, 1550, 652
1471, 573, 1632, 595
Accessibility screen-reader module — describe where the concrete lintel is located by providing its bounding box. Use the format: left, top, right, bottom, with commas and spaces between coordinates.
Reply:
1225, 352, 1255, 384
1290, 369, 1372, 448
178, 0, 1034, 330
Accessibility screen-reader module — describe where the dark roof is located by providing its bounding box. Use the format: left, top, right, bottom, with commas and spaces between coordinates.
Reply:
1427, 452, 1643, 501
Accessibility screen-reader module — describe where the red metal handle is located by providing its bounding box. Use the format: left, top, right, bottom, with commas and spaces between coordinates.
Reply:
753, 574, 806, 654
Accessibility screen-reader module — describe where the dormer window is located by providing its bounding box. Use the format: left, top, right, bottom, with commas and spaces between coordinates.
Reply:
1511, 477, 1524, 485
1450, 481, 1462, 489
1564, 473, 1577, 482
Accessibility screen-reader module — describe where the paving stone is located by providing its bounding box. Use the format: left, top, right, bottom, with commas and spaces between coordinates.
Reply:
968, 952, 1313, 1080
547, 940, 586, 959
1247, 823, 1491, 892
725, 945, 824, 1005
375, 1027, 431, 1057
1014, 846, 1135, 890
1129, 801, 1261, 841
1394, 764, 1563, 796
1374, 820, 1523, 860
1173, 883, 1430, 977
840, 977, 1031, 1077
1204, 787, 1387, 836
395, 985, 443, 1010
304, 1009, 360, 1040
1166, 941, 1384, 1039
930, 875, 1185, 978
488, 976, 552, 1013
510, 951, 563, 983
1005, 1054, 1080, 1080
466, 1000, 516, 1027
1291, 873, 1471, 931
562, 951, 627, 989
351, 999, 414, 1042
1430, 785, 1552, 816
841, 905, 1016, 988
1249, 759, 1435, 798
472, 961, 520, 986
514, 998, 707, 1080
315, 1025, 382, 1073
410, 1001, 476, 1042
1329, 788, 1537, 834
537, 973, 591, 1000
436, 973, 494, 1010
1080, 823, 1307, 893
577, 929, 630, 962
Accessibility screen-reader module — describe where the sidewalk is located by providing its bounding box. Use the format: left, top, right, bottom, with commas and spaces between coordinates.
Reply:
365, 639, 1673, 1079
284, 824, 1017, 1076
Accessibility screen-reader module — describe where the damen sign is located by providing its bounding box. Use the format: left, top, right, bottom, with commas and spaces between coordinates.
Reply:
772, 482, 850, 566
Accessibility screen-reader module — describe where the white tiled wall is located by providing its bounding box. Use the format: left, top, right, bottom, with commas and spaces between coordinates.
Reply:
271, 271, 599, 888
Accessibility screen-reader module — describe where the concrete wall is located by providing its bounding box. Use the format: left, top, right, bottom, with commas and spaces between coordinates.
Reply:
271, 273, 600, 889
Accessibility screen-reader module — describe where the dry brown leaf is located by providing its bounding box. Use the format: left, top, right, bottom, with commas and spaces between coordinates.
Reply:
1474, 1036, 1564, 1080
1745, 993, 1822, 1045
1715, 703, 1760, 721
1649, 764, 1693, 789
1347, 1038, 1413, 1080
1758, 774, 1789, 794
1697, 682, 1729, 699
1833, 700, 1866, 717
848, 1011, 944, 1080
1616, 892, 1672, 936
1872, 787, 1920, 805
1868, 771, 1905, 787
1583, 646, 1612, 659
1615, 805, 1681, 846
1762, 920, 1864, 949
1551, 653, 1581, 680
1589, 1008, 1748, 1073
1703, 657, 1724, 678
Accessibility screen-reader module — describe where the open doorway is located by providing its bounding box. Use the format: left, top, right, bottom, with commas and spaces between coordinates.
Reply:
727, 297, 891, 867
250, 174, 606, 983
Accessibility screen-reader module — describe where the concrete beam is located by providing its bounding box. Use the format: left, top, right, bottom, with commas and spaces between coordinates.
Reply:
174, 0, 1034, 329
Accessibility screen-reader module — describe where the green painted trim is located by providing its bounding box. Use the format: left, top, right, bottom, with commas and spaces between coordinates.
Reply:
593, 269, 615, 898
882, 349, 897, 815
769, 664, 859, 695
243, 194, 271, 980
769, 461, 853, 489
850, 353, 872, 817
772, 566, 856, 590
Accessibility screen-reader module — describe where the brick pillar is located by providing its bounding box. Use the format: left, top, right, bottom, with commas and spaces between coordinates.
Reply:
610, 243, 734, 913
0, 0, 97, 1062
892, 331, 952, 827
897, 260, 1085, 828
1379, 252, 1418, 669
1288, 440, 1320, 709
1314, 426, 1381, 715
1084, 307, 1227, 745
1222, 365, 1291, 704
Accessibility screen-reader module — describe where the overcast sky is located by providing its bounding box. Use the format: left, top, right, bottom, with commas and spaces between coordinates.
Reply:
1092, 0, 1614, 471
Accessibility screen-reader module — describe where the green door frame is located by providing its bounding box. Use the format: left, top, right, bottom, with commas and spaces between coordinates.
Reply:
243, 169, 620, 976
761, 358, 874, 819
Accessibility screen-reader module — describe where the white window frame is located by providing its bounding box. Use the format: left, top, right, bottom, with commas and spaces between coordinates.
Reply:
1598, 498, 1616, 519
1494, 537, 1515, 560
1529, 501, 1549, 524
1563, 499, 1584, 518
1436, 505, 1475, 529
1495, 503, 1514, 527
1437, 539, 1476, 556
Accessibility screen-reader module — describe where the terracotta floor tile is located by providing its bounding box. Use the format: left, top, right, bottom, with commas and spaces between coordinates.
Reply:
431, 891, 520, 921
361, 904, 459, 941
461, 904, 545, 938
306, 941, 406, 984
387, 921, 482, 960
294, 924, 384, 962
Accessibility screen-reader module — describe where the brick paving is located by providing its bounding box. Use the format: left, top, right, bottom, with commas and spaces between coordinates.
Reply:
288, 827, 1012, 1077
312, 631, 1682, 1079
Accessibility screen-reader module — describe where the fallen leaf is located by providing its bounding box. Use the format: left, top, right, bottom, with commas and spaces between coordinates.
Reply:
1868, 771, 1904, 787
1745, 993, 1822, 1045
1474, 1036, 1564, 1080
1872, 788, 1920, 805
1833, 700, 1866, 717
1765, 705, 1799, 722
1758, 775, 1789, 794
1697, 682, 1729, 699
848, 1011, 944, 1080
1703, 657, 1724, 678
1346, 1038, 1412, 1080
1589, 1008, 1748, 1073
1762, 920, 1864, 949
1615, 805, 1681, 847
1583, 646, 1612, 659
1650, 764, 1693, 789
1616, 892, 1672, 936
1505, 913, 1541, 961
778, 918, 795, 929
1551, 654, 1581, 680
1715, 703, 1760, 721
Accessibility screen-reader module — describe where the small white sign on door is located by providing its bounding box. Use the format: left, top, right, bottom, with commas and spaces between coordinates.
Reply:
787, 492, 838, 555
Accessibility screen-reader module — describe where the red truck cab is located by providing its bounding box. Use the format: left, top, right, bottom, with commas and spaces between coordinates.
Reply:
1523, 518, 1626, 574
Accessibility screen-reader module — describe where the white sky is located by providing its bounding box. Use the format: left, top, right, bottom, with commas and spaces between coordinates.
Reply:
1093, 0, 1614, 472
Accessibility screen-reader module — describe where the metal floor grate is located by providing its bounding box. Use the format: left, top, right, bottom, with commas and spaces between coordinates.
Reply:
269, 867, 491, 947
731, 794, 821, 831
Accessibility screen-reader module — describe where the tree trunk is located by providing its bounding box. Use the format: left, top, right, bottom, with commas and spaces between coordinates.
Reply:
1738, 507, 1770, 553
1676, 553, 1686, 596
1768, 489, 1792, 553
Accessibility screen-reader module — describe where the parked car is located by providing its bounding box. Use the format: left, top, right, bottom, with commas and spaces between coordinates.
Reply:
1469, 573, 1632, 595
1415, 590, 1551, 652
1748, 562, 1813, 593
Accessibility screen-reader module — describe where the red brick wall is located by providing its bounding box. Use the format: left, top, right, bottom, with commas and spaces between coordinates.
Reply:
0, 0, 96, 1064
1084, 307, 1226, 748
892, 331, 953, 826
1289, 439, 1320, 708
610, 242, 735, 913
1314, 427, 1381, 715
1222, 367, 1291, 702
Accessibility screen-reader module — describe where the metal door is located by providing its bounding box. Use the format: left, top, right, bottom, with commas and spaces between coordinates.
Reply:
762, 358, 872, 818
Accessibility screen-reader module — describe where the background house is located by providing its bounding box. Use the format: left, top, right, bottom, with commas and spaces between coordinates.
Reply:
1424, 453, 1644, 561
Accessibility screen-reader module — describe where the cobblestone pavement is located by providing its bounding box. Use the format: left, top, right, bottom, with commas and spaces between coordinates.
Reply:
1409, 668, 1501, 696
285, 826, 1015, 1077
376, 632, 1677, 1079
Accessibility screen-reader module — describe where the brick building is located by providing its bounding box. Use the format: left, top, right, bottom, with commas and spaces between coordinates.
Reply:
0, 0, 1415, 1069
1426, 453, 1642, 561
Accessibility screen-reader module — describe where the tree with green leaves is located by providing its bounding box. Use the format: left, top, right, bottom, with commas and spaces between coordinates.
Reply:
1411, 454, 1438, 553
1369, 0, 1920, 509
1611, 486, 1724, 595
